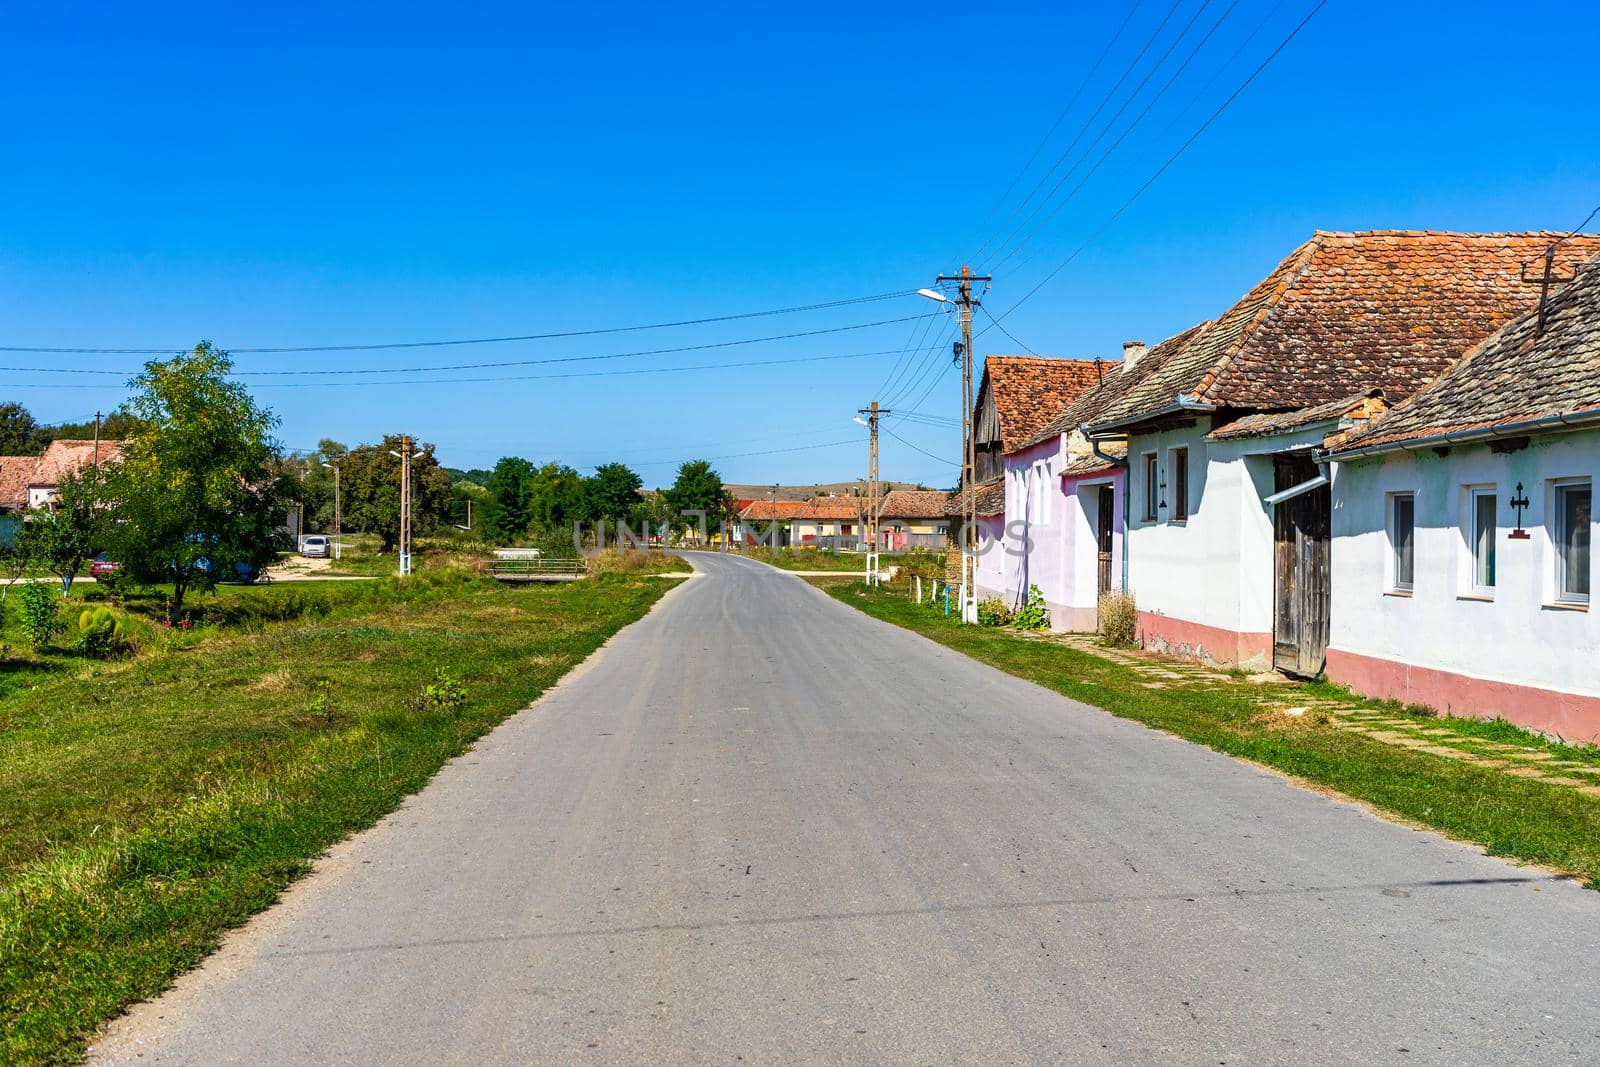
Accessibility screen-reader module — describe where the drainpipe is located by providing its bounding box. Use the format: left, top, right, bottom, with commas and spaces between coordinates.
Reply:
1081, 423, 1132, 592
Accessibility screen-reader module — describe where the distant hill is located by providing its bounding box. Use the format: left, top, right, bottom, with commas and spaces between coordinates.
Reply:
722, 480, 931, 501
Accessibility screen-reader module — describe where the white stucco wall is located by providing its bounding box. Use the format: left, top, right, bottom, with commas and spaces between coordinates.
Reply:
1330, 430, 1599, 701
1123, 421, 1328, 664
1000, 438, 1067, 613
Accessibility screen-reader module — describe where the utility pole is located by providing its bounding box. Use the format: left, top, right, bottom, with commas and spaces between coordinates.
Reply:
92, 411, 102, 466
333, 461, 342, 537
390, 436, 427, 577
858, 401, 889, 583
934, 266, 990, 623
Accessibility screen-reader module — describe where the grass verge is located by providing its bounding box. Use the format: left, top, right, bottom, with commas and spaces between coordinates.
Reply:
0, 571, 671, 1063
821, 582, 1600, 890
738, 547, 874, 572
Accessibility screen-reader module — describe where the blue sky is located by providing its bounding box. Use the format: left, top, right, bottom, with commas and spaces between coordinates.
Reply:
4, 1, 1598, 487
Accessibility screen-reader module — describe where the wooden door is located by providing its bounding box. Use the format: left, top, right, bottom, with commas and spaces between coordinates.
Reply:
1272, 454, 1330, 677
1095, 485, 1115, 599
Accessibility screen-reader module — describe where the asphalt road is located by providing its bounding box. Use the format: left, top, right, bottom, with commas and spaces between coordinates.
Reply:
94, 553, 1600, 1065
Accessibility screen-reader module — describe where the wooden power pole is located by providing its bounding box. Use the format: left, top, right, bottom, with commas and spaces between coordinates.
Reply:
391, 436, 425, 577
858, 401, 889, 583
935, 266, 990, 623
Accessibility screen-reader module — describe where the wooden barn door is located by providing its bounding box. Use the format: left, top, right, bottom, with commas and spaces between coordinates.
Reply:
1272, 454, 1330, 677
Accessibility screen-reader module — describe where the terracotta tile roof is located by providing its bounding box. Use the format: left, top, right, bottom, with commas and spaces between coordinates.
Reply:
1208, 392, 1387, 441
1087, 232, 1600, 431
876, 489, 950, 520
1016, 322, 1213, 452
0, 439, 124, 510
945, 477, 1005, 517
796, 496, 865, 521
1062, 449, 1123, 477
738, 499, 807, 521
1334, 251, 1600, 452
0, 456, 33, 510
985, 356, 1105, 448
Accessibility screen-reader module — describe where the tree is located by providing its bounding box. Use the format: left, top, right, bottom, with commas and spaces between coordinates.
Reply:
583, 462, 644, 525
99, 343, 293, 623
484, 456, 537, 542
526, 463, 587, 534
0, 402, 40, 455
17, 471, 102, 595
338, 435, 453, 551
665, 460, 731, 541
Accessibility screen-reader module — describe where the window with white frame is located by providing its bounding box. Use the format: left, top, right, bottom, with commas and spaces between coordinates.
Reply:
1388, 492, 1415, 592
1468, 487, 1496, 595
1554, 480, 1591, 605
1169, 447, 1189, 522
1142, 452, 1158, 521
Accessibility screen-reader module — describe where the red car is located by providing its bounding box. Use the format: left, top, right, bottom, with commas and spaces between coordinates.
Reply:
90, 554, 122, 578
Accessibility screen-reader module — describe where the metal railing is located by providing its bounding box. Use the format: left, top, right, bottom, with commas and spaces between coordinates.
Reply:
489, 557, 585, 579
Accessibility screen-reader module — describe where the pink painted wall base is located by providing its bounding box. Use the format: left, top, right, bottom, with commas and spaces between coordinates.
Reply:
1326, 648, 1600, 744
1138, 612, 1272, 672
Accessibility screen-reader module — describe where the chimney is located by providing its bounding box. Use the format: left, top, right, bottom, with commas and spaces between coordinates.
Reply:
1121, 339, 1147, 373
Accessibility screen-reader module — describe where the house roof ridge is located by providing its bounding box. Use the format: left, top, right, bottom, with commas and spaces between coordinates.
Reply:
1194, 235, 1325, 402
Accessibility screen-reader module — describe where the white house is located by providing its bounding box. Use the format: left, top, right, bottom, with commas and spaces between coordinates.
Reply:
1323, 251, 1600, 741
1084, 231, 1600, 674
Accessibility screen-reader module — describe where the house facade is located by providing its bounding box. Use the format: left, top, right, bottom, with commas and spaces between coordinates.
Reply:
1086, 231, 1600, 674
0, 439, 124, 545
875, 489, 950, 551
792, 496, 865, 550
735, 499, 806, 548
1323, 253, 1600, 740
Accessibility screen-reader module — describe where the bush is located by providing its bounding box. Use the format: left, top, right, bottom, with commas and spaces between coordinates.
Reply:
1014, 584, 1050, 631
587, 548, 670, 575
1098, 589, 1138, 647
75, 606, 128, 657
414, 668, 468, 713
15, 583, 64, 649
977, 595, 1013, 627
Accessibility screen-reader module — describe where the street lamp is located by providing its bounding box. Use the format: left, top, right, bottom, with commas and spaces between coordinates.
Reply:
917, 288, 949, 303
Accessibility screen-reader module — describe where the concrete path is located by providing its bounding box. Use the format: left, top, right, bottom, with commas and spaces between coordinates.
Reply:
93, 553, 1600, 1065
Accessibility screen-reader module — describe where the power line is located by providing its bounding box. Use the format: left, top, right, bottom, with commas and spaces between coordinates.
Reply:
883, 425, 959, 466
1, 314, 938, 378
956, 0, 1147, 260
985, 0, 1236, 273
0, 289, 921, 355
979, 305, 1043, 356
995, 0, 1243, 276
991, 0, 1331, 324
967, 0, 1186, 265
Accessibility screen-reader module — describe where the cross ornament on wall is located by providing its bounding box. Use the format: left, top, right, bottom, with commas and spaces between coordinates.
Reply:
1508, 482, 1531, 540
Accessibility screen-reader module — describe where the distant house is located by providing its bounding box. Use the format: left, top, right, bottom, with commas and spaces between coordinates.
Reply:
972, 356, 1103, 483
0, 439, 124, 545
792, 496, 865, 550
1084, 231, 1600, 674
735, 499, 807, 548
875, 489, 950, 551
1323, 251, 1600, 740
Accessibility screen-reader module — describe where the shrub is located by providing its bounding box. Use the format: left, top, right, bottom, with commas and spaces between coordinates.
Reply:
1014, 584, 1050, 631
15, 583, 65, 649
75, 606, 128, 657
977, 595, 1013, 627
308, 678, 337, 724
587, 548, 670, 575
414, 668, 468, 713
1098, 589, 1138, 648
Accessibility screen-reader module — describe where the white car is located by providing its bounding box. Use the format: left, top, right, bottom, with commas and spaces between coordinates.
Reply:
300, 535, 330, 558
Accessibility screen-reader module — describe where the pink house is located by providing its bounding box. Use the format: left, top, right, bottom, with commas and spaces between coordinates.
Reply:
993, 327, 1209, 631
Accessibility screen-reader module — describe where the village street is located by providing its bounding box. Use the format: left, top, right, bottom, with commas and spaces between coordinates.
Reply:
94, 553, 1600, 1065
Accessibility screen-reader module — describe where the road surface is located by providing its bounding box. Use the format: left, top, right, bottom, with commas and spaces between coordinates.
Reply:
94, 553, 1600, 1065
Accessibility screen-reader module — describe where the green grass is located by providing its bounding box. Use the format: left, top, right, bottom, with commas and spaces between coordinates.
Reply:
823, 582, 1600, 891
739, 547, 873, 572
0, 570, 671, 1063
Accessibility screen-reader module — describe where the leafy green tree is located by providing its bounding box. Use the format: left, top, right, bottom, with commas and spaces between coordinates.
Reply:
583, 462, 644, 525
292, 439, 347, 532
99, 343, 293, 623
338, 435, 453, 551
665, 460, 731, 540
17, 472, 102, 595
0, 402, 40, 454
450, 479, 490, 534
484, 456, 537, 541
527, 463, 587, 534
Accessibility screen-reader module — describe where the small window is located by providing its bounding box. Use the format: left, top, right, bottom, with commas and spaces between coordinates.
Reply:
1142, 453, 1158, 521
1389, 493, 1415, 592
1170, 447, 1189, 522
1470, 489, 1496, 593
1555, 482, 1591, 604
